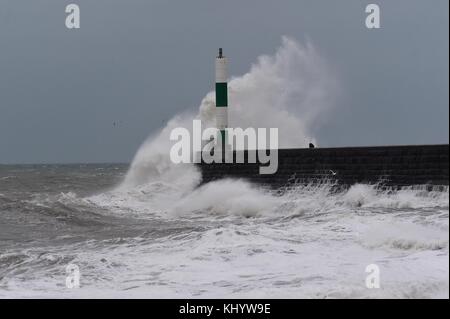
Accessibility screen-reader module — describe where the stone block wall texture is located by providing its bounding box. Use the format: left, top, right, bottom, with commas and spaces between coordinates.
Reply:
198, 144, 449, 188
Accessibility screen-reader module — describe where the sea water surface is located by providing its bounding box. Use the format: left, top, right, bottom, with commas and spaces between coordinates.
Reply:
0, 164, 448, 298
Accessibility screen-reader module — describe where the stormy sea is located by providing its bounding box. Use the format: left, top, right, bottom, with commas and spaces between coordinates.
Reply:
0, 163, 448, 298
0, 38, 448, 298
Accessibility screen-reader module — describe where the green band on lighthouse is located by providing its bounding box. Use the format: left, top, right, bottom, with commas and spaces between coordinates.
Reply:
215, 83, 228, 107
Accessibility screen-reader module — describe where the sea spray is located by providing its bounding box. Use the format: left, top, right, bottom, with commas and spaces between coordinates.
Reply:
122, 37, 338, 189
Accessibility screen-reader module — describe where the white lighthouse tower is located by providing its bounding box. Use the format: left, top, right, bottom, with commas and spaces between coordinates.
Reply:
215, 48, 228, 148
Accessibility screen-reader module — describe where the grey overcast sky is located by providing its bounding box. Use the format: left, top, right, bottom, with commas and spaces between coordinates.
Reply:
0, 0, 448, 164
